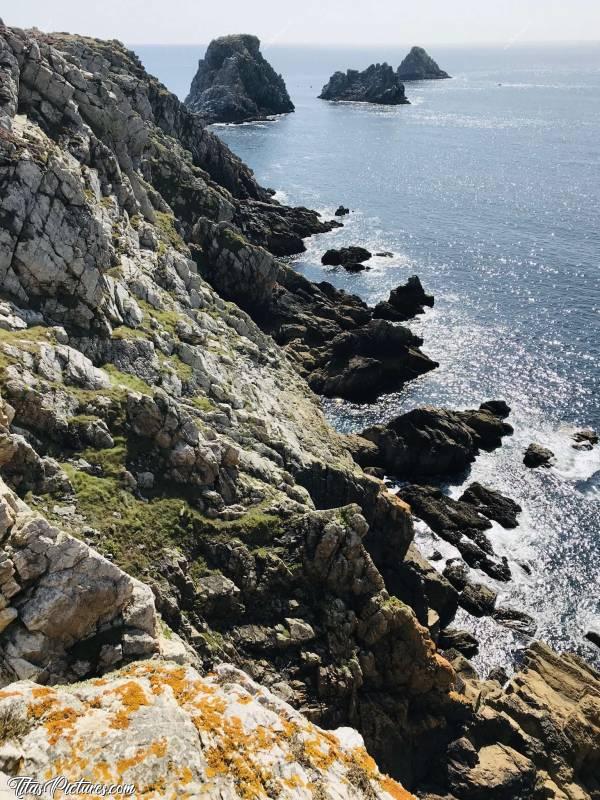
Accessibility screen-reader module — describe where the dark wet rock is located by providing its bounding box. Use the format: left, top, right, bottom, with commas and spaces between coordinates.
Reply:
479, 400, 510, 419
523, 443, 555, 468
307, 318, 437, 401
334, 205, 350, 216
185, 34, 294, 123
319, 63, 409, 105
373, 275, 434, 322
585, 630, 600, 649
431, 550, 443, 561
459, 582, 498, 617
321, 246, 372, 269
459, 482, 522, 529
487, 666, 509, 685
233, 200, 341, 256
492, 607, 537, 637
397, 47, 451, 81
440, 628, 479, 659
376, 251, 394, 257
443, 560, 470, 591
390, 544, 459, 629
398, 486, 511, 582
349, 403, 513, 479
572, 428, 598, 450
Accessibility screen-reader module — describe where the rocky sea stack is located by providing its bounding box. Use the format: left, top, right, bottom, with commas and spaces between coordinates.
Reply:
397, 46, 451, 80
0, 21, 598, 800
185, 33, 294, 123
319, 63, 409, 105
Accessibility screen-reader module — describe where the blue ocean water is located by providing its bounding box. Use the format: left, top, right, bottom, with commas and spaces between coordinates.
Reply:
136, 43, 600, 672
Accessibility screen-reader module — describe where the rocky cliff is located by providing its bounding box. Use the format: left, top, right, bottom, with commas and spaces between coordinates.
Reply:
397, 46, 451, 81
0, 22, 598, 800
185, 34, 294, 124
319, 64, 409, 105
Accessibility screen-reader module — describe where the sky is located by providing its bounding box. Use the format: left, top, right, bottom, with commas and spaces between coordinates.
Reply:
6, 0, 600, 46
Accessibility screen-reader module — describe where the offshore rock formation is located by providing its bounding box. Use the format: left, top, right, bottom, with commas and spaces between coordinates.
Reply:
0, 22, 599, 800
185, 34, 294, 124
373, 275, 434, 322
319, 63, 410, 105
397, 46, 451, 81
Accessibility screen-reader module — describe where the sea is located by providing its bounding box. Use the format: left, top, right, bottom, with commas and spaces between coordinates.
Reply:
135, 42, 600, 674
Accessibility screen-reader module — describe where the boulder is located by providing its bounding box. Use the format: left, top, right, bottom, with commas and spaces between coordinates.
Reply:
397, 47, 451, 81
459, 582, 497, 617
523, 443, 555, 468
185, 34, 294, 123
335, 205, 350, 216
319, 63, 410, 105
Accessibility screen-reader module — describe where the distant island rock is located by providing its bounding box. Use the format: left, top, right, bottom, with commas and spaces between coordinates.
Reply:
185, 34, 294, 123
319, 63, 409, 105
397, 46, 451, 80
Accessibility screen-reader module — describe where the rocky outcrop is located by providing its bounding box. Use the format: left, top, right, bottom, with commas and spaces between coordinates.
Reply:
452, 642, 600, 800
322, 246, 372, 271
185, 34, 294, 124
319, 63, 410, 105
0, 660, 414, 800
348, 403, 513, 479
373, 276, 434, 322
397, 47, 451, 81
459, 483, 521, 529
0, 474, 159, 684
398, 485, 511, 583
523, 443, 555, 468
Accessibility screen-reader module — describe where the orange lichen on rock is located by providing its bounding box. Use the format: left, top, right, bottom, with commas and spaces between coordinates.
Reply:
0, 660, 416, 799
110, 680, 150, 729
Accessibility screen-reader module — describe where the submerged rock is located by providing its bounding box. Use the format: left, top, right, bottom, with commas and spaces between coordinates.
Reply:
523, 442, 555, 468
572, 428, 598, 450
335, 205, 350, 216
492, 606, 537, 636
319, 63, 410, 105
397, 46, 451, 81
373, 275, 434, 322
185, 34, 294, 123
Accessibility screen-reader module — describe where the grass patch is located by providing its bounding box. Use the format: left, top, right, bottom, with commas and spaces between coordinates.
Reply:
101, 364, 153, 396
61, 463, 283, 582
154, 211, 187, 253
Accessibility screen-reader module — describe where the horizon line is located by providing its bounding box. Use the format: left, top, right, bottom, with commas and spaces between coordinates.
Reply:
126, 38, 600, 47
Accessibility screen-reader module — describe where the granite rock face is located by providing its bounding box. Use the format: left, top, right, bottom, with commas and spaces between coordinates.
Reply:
0, 660, 414, 800
319, 63, 410, 105
397, 47, 451, 81
185, 34, 294, 124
